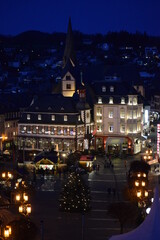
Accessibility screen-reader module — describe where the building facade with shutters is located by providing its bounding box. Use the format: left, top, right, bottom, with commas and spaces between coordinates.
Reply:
93, 82, 144, 155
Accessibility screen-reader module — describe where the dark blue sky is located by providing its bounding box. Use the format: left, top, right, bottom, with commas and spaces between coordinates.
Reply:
0, 0, 159, 36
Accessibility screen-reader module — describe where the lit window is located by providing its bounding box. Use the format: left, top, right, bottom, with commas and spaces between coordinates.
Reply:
133, 97, 137, 105
110, 86, 114, 92
64, 115, 67, 121
27, 114, 30, 120
102, 86, 106, 92
109, 110, 113, 118
38, 114, 41, 120
109, 97, 113, 104
78, 115, 81, 121
109, 124, 114, 132
97, 108, 102, 116
120, 109, 125, 118
121, 125, 125, 133
98, 97, 102, 104
121, 97, 125, 104
51, 115, 55, 121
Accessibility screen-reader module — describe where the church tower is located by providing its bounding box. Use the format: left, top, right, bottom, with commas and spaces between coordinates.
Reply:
62, 18, 76, 97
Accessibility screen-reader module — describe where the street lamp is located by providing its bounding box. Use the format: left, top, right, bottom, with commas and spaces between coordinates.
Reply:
18, 204, 32, 216
0, 225, 11, 239
15, 180, 32, 217
2, 172, 13, 180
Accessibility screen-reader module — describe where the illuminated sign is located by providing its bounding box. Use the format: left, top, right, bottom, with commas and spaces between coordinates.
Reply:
157, 124, 160, 155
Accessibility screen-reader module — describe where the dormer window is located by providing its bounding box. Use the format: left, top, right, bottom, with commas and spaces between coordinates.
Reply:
66, 75, 71, 80
27, 114, 30, 120
121, 97, 125, 104
51, 115, 55, 121
38, 114, 41, 120
102, 86, 106, 92
110, 86, 114, 92
109, 97, 113, 104
133, 97, 137, 105
64, 115, 67, 121
98, 97, 102, 104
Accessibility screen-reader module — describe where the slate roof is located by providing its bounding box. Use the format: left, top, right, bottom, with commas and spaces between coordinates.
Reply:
27, 94, 78, 113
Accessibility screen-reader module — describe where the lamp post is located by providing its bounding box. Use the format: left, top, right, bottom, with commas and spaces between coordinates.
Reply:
0, 224, 11, 239
15, 180, 32, 217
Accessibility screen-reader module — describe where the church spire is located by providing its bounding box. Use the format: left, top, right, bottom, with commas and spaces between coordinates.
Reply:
63, 17, 76, 68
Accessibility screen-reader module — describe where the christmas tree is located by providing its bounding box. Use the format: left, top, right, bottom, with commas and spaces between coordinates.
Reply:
59, 172, 91, 212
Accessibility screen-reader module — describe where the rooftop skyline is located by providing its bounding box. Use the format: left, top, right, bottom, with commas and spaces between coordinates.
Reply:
0, 0, 160, 36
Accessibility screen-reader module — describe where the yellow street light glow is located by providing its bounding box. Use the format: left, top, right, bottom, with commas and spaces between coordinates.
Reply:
137, 191, 141, 198
2, 172, 6, 178
8, 172, 12, 178
146, 150, 148, 154
19, 205, 23, 213
26, 204, 32, 214
16, 194, 21, 201
145, 191, 148, 197
137, 173, 141, 177
6, 225, 11, 235
4, 228, 9, 238
23, 194, 28, 202
135, 181, 139, 187
143, 173, 146, 177
142, 181, 146, 186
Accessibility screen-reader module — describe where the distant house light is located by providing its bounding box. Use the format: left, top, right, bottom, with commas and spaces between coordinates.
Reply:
27, 114, 30, 120
98, 97, 102, 104
102, 86, 106, 92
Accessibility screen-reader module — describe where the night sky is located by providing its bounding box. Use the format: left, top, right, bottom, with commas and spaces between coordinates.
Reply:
0, 0, 159, 36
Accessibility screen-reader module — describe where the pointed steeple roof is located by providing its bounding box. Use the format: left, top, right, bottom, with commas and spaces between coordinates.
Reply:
63, 17, 76, 69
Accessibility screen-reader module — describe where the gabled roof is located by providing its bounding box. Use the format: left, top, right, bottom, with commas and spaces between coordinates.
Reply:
109, 186, 160, 240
